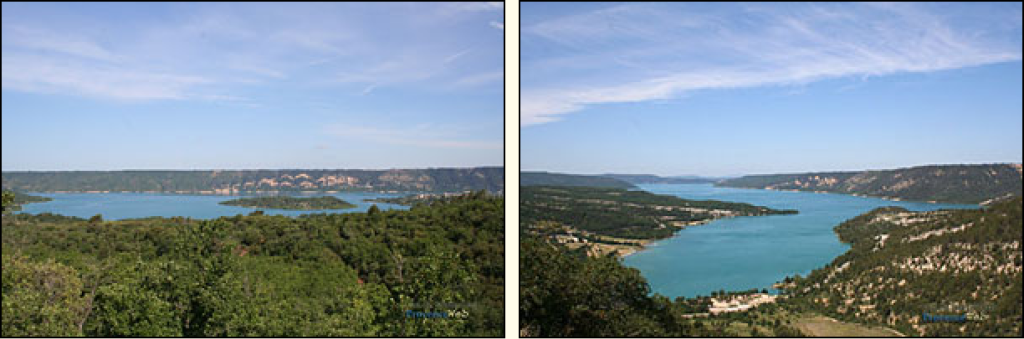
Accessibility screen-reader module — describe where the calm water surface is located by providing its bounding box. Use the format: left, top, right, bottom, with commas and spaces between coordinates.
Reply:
17, 192, 411, 220
621, 183, 977, 298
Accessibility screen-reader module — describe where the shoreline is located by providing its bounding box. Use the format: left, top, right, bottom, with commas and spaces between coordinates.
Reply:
617, 219, 714, 258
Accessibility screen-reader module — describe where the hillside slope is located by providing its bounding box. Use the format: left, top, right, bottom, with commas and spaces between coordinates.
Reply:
601, 174, 717, 184
788, 197, 1022, 337
520, 171, 635, 189
717, 164, 1022, 204
1, 167, 503, 193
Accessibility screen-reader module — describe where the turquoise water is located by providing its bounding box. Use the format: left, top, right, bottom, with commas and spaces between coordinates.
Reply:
17, 192, 411, 220
621, 183, 977, 299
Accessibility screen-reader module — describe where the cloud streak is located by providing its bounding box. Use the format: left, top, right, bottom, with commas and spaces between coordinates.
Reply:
521, 2, 1023, 126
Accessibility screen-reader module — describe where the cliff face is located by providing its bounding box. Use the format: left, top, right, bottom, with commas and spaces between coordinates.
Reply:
1, 167, 504, 193
717, 164, 1023, 204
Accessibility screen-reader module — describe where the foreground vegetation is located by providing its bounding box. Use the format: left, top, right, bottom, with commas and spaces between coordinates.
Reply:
519, 237, 810, 337
219, 196, 356, 210
2, 192, 503, 337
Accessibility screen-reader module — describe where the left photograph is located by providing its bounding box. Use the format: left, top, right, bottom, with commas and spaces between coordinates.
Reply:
2, 2, 505, 337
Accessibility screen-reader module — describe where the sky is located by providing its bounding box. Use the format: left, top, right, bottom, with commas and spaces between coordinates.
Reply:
2, 2, 504, 171
521, 2, 1023, 176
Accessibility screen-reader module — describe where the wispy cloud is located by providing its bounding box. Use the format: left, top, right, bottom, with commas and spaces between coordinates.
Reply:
453, 70, 504, 87
521, 2, 1023, 126
325, 123, 501, 150
2, 3, 504, 101
444, 48, 473, 64
1, 54, 209, 100
489, 21, 504, 30
2, 24, 122, 62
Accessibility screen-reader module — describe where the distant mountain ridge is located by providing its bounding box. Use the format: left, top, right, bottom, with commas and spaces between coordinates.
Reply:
1, 167, 504, 193
520, 171, 635, 189
717, 164, 1022, 204
601, 174, 720, 184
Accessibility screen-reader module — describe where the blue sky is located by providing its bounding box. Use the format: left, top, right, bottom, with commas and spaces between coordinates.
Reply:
521, 2, 1023, 176
2, 2, 504, 171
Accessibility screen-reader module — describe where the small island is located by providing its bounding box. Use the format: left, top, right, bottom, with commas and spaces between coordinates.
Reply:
219, 196, 356, 210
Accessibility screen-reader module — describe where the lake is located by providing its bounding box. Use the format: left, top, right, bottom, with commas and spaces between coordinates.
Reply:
16, 191, 412, 220
621, 183, 977, 299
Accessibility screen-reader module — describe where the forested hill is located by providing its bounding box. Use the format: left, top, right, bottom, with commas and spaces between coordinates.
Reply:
520, 171, 635, 189
717, 163, 1022, 204
601, 174, 718, 184
521, 185, 796, 243
1, 167, 503, 193
786, 197, 1022, 337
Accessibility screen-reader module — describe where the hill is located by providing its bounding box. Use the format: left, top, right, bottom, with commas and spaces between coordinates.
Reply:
520, 171, 635, 189
784, 197, 1022, 337
717, 163, 1022, 204
520, 185, 796, 256
601, 174, 718, 184
1, 167, 503, 194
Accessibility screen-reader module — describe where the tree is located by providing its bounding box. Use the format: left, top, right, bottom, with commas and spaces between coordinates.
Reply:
1, 255, 87, 337
86, 281, 179, 336
1, 191, 13, 213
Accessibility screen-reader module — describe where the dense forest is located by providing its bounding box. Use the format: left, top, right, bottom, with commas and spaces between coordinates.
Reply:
520, 172, 635, 189
1, 167, 504, 194
219, 196, 356, 210
717, 163, 1022, 204
1, 192, 504, 337
782, 196, 1023, 337
521, 185, 796, 240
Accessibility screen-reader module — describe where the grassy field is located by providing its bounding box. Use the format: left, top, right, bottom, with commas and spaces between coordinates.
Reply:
791, 315, 904, 337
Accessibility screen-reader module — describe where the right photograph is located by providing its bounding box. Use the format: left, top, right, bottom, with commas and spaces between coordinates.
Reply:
519, 2, 1022, 338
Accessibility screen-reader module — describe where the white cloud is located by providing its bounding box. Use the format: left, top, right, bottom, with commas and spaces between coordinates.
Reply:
521, 3, 1023, 126
489, 21, 504, 30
